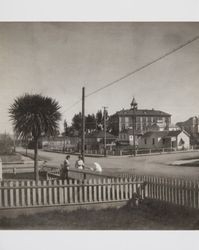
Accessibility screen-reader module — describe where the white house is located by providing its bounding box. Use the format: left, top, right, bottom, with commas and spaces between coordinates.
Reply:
139, 130, 190, 150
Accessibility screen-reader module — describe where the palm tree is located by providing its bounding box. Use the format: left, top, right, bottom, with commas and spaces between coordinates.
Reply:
9, 94, 61, 182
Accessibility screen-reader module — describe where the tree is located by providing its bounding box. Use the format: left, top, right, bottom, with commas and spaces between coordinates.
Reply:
62, 120, 75, 137
107, 114, 119, 136
0, 134, 14, 155
85, 114, 96, 133
9, 94, 61, 182
63, 119, 69, 136
71, 112, 82, 135
96, 110, 103, 130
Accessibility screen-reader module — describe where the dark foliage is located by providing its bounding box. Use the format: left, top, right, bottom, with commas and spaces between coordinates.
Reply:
9, 94, 61, 139
9, 93, 61, 181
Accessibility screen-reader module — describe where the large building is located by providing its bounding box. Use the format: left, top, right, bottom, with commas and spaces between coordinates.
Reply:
115, 98, 171, 145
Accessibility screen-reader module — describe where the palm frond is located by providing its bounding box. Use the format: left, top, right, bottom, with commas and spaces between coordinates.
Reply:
9, 93, 61, 139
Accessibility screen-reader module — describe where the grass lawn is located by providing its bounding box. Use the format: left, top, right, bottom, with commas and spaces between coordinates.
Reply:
3, 172, 35, 180
1, 200, 199, 230
19, 152, 50, 161
0, 152, 49, 164
0, 154, 22, 163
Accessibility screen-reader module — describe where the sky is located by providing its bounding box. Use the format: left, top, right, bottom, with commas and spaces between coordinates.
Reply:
0, 22, 199, 134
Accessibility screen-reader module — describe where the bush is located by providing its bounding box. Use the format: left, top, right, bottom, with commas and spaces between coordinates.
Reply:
0, 134, 14, 155
27, 140, 42, 149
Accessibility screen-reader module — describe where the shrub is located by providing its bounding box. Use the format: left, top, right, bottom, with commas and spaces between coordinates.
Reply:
0, 134, 14, 155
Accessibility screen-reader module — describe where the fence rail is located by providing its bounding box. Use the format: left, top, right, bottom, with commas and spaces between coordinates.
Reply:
43, 145, 199, 156
1, 167, 199, 210
0, 177, 145, 209
143, 176, 199, 209
44, 166, 121, 181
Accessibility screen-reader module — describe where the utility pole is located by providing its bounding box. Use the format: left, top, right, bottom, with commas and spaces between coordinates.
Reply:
103, 106, 108, 157
81, 87, 85, 162
131, 97, 138, 157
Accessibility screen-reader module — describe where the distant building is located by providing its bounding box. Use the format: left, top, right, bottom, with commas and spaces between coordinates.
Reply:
41, 136, 79, 151
118, 129, 139, 146
139, 130, 190, 150
168, 124, 181, 131
85, 130, 116, 151
114, 98, 171, 145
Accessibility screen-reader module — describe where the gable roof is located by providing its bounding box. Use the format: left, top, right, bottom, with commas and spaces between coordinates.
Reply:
116, 109, 171, 117
142, 130, 190, 138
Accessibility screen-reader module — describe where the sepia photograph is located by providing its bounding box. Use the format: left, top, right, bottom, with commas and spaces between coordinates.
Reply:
0, 21, 199, 231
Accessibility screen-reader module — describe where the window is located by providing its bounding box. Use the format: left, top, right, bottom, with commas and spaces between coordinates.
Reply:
144, 138, 147, 144
152, 138, 155, 145
162, 138, 166, 145
125, 117, 129, 123
148, 117, 151, 125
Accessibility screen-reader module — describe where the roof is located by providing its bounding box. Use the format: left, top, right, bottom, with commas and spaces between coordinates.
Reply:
176, 116, 199, 126
120, 129, 143, 136
142, 130, 190, 138
142, 131, 168, 138
86, 130, 116, 139
167, 130, 182, 137
116, 109, 171, 117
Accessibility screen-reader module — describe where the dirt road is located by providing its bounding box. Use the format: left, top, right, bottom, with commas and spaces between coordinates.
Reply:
17, 147, 199, 179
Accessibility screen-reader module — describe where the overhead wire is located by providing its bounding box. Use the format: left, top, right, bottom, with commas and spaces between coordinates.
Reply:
62, 35, 199, 115
85, 35, 199, 98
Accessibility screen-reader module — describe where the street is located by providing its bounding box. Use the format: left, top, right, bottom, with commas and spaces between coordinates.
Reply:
17, 147, 199, 179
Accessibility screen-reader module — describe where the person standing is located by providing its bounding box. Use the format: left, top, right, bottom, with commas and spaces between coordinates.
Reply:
75, 155, 85, 170
62, 155, 70, 180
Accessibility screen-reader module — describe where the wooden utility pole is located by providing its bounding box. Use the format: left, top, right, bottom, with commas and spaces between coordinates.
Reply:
133, 111, 136, 156
103, 107, 108, 157
131, 97, 138, 157
81, 87, 85, 161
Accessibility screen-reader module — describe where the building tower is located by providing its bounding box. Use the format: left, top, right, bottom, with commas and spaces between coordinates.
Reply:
130, 97, 138, 110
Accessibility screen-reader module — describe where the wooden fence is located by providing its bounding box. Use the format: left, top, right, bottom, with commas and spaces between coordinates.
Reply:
0, 177, 145, 209
44, 145, 199, 157
143, 176, 199, 209
114, 173, 199, 209
1, 167, 199, 210
65, 169, 199, 210
46, 167, 119, 181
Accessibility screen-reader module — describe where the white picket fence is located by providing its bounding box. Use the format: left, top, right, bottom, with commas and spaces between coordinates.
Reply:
143, 175, 199, 209
1, 167, 199, 210
0, 177, 145, 209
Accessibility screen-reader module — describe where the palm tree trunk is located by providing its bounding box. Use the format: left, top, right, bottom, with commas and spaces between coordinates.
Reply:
34, 138, 39, 182
26, 137, 28, 156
